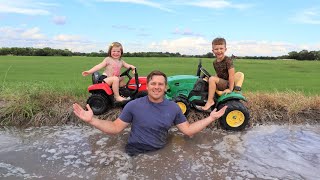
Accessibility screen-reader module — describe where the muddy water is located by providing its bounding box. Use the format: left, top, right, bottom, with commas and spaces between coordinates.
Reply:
0, 124, 319, 180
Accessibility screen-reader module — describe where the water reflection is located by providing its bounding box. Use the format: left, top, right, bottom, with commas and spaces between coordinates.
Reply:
0, 125, 319, 179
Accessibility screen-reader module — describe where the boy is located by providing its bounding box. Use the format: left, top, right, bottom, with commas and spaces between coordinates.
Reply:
201, 37, 235, 111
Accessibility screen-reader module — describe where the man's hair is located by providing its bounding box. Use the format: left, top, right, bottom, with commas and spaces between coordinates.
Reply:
212, 37, 226, 46
107, 42, 123, 57
147, 70, 167, 85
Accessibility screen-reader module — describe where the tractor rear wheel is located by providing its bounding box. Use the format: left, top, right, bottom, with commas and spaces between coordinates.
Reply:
173, 96, 190, 116
217, 100, 249, 131
87, 93, 111, 115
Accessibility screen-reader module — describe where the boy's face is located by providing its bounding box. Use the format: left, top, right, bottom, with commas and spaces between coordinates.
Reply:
212, 44, 227, 60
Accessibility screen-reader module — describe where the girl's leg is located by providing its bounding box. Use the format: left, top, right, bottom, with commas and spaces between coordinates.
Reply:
119, 77, 126, 87
104, 76, 126, 101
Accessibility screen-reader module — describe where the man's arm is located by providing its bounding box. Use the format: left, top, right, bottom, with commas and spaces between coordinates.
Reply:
73, 103, 129, 134
176, 106, 227, 137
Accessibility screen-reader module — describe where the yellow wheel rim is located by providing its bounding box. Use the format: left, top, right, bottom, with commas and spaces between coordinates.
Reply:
226, 110, 245, 127
176, 102, 187, 114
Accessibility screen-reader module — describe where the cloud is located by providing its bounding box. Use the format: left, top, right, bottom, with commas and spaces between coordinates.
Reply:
173, 28, 203, 37
229, 41, 301, 56
97, 0, 174, 12
126, 38, 318, 56
180, 0, 252, 10
0, 1, 58, 15
112, 24, 150, 37
1, 26, 318, 56
291, 8, 320, 24
112, 25, 136, 31
53, 16, 67, 25
0, 26, 46, 40
53, 34, 83, 42
127, 37, 210, 55
0, 26, 99, 52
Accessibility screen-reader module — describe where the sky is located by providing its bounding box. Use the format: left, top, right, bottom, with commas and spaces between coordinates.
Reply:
0, 0, 320, 56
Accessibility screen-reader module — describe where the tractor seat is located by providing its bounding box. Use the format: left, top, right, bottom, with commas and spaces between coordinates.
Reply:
92, 72, 107, 84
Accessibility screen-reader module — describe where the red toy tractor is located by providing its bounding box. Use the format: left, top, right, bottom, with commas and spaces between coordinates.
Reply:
86, 68, 147, 115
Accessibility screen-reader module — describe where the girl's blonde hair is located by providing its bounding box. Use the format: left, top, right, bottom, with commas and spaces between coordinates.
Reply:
107, 42, 123, 57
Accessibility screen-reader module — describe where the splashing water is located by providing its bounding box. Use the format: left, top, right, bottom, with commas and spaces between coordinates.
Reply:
0, 124, 319, 179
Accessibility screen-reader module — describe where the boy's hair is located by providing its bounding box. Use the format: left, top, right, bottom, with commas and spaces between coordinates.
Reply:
212, 37, 226, 46
107, 42, 123, 57
147, 70, 167, 85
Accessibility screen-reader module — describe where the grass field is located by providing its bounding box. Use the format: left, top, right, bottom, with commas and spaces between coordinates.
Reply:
1, 56, 320, 127
0, 56, 320, 96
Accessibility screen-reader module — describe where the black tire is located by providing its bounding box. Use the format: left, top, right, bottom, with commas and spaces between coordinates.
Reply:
134, 91, 148, 99
173, 96, 190, 116
87, 94, 111, 115
217, 100, 250, 131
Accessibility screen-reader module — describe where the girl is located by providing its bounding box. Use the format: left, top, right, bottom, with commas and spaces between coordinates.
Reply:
82, 42, 135, 102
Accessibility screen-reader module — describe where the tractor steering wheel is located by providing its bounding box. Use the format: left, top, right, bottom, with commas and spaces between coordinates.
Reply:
200, 67, 211, 78
120, 67, 133, 77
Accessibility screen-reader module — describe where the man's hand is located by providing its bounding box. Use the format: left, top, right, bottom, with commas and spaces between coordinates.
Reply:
209, 106, 227, 121
73, 103, 94, 123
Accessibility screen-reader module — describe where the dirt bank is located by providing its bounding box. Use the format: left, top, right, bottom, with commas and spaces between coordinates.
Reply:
0, 92, 319, 127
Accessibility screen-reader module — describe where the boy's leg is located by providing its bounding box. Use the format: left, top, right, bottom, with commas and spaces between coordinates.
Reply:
202, 76, 219, 111
216, 78, 228, 91
104, 77, 126, 102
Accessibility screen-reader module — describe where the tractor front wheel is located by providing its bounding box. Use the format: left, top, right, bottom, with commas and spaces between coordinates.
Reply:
173, 96, 190, 116
217, 100, 249, 131
87, 94, 111, 115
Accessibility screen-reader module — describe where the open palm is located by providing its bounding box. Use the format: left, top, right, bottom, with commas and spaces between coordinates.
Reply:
210, 106, 227, 119
73, 103, 94, 122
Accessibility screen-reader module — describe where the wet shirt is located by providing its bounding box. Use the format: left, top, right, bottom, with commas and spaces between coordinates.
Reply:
213, 56, 234, 80
102, 57, 124, 77
119, 96, 187, 155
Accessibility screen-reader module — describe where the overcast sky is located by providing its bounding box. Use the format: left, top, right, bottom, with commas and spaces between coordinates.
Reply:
0, 0, 319, 56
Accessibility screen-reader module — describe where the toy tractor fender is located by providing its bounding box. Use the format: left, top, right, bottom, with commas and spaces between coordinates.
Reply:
88, 84, 113, 95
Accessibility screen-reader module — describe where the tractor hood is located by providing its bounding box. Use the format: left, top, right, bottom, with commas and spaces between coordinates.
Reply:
166, 75, 198, 100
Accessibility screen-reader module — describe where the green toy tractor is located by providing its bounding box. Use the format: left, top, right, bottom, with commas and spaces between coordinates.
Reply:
165, 59, 250, 131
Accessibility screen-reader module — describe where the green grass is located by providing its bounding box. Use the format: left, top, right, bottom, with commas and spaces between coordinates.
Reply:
0, 56, 320, 96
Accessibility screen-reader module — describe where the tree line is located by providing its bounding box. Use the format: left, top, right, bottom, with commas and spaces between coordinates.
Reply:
0, 47, 319, 60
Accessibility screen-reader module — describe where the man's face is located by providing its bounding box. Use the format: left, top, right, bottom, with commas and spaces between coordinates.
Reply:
147, 75, 166, 102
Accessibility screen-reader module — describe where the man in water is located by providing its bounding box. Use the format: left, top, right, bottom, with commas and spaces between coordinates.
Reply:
73, 70, 227, 156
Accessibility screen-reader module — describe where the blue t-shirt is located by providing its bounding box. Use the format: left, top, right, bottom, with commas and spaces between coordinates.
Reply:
119, 96, 186, 155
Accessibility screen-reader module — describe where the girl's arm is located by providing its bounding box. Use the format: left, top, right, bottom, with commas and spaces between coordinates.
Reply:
82, 58, 108, 76
122, 60, 136, 74
122, 60, 135, 69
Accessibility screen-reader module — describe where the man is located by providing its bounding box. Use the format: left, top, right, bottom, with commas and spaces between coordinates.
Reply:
73, 70, 227, 156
